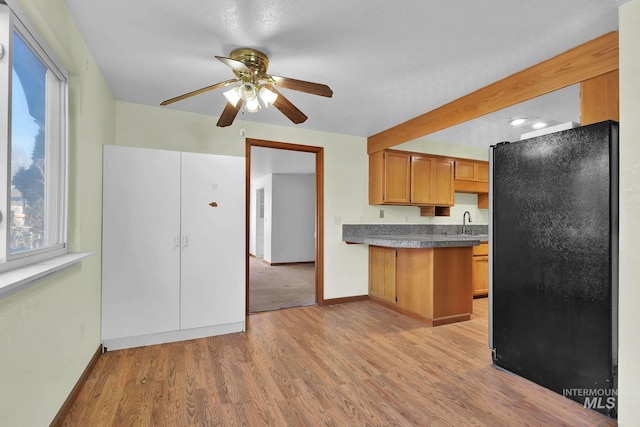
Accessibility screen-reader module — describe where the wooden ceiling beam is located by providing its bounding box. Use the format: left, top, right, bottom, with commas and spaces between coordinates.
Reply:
367, 31, 619, 154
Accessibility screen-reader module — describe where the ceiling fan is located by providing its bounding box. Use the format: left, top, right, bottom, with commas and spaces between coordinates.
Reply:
160, 48, 333, 127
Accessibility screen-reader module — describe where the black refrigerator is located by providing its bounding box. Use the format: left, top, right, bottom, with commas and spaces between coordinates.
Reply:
489, 120, 618, 418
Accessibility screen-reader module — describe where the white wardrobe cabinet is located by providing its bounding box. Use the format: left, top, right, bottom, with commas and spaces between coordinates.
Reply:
102, 145, 245, 350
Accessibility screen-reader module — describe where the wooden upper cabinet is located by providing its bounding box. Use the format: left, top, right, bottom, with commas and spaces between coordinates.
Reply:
412, 155, 454, 206
370, 149, 454, 207
454, 160, 488, 182
369, 150, 410, 204
477, 163, 489, 182
453, 159, 489, 208
432, 158, 455, 206
410, 155, 434, 205
454, 160, 476, 181
385, 151, 411, 203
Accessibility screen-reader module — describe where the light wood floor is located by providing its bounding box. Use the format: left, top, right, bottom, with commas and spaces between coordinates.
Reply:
63, 299, 616, 426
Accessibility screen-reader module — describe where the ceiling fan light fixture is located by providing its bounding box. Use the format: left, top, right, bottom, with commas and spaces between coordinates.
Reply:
245, 97, 261, 113
223, 87, 242, 107
238, 82, 257, 101
160, 47, 332, 127
258, 86, 278, 108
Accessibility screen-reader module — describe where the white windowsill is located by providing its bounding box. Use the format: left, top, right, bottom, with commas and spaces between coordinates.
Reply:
0, 252, 93, 299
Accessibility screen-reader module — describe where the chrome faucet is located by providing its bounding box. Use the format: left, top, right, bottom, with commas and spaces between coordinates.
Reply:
463, 211, 472, 235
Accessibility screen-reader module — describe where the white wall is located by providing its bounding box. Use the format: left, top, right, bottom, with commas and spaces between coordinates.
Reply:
618, 1, 640, 424
249, 184, 257, 256
271, 174, 316, 263
250, 175, 271, 260
250, 172, 315, 263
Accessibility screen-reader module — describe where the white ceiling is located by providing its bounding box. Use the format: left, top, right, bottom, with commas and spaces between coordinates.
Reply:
63, 0, 625, 148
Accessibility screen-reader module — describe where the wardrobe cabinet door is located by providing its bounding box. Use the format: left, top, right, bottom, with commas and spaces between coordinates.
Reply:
179, 152, 246, 330
102, 146, 181, 340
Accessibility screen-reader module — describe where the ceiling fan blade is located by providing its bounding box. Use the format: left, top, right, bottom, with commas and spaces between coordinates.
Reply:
160, 79, 237, 106
268, 75, 333, 98
269, 86, 308, 124
216, 100, 243, 127
215, 56, 251, 73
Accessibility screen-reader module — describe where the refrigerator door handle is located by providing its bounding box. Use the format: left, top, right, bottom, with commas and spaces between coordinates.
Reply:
488, 145, 495, 352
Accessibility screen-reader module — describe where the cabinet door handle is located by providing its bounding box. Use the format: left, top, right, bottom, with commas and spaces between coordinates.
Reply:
182, 235, 189, 248
173, 234, 180, 249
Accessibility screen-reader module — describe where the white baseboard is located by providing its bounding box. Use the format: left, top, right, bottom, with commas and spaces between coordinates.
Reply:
102, 321, 246, 351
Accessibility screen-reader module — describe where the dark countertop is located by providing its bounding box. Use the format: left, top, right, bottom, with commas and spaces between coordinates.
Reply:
342, 224, 489, 249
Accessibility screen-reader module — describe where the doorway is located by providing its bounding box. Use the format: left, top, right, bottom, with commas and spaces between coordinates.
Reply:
246, 139, 324, 314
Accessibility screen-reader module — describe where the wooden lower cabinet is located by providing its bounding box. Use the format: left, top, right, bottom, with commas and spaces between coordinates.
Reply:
369, 245, 473, 326
369, 246, 397, 303
472, 242, 489, 298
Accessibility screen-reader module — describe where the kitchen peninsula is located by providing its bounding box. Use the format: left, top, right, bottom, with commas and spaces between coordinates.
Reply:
344, 224, 487, 326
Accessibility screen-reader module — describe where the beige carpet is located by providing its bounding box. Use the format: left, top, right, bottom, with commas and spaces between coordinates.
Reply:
249, 257, 316, 313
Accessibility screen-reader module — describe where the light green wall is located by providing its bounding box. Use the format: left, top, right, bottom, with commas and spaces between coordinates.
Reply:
0, 0, 115, 425
618, 1, 640, 424
116, 102, 374, 300
115, 102, 489, 300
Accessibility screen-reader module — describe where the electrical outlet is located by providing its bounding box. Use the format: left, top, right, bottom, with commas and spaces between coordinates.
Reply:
379, 210, 384, 218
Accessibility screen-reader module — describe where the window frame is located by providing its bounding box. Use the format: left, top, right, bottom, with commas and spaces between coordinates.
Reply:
0, 0, 69, 273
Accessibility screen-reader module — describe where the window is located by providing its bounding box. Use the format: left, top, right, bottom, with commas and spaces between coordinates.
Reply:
0, 2, 68, 272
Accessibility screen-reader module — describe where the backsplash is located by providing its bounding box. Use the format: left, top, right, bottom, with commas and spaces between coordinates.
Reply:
361, 193, 488, 226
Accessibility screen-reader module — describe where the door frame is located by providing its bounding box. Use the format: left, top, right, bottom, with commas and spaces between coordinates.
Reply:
245, 138, 324, 315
